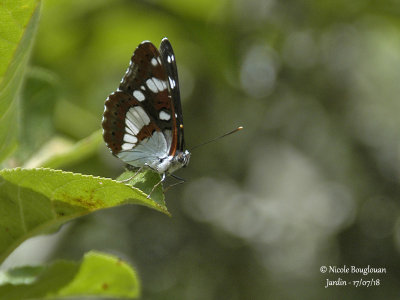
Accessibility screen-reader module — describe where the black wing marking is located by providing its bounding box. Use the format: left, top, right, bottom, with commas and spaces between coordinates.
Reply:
160, 38, 185, 152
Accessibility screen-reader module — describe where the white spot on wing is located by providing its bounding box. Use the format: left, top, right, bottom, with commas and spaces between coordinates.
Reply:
146, 78, 167, 93
135, 106, 150, 124
122, 143, 134, 150
125, 126, 135, 136
146, 78, 157, 93
169, 77, 176, 89
167, 55, 174, 63
159, 110, 171, 121
153, 78, 167, 91
126, 118, 139, 135
133, 90, 145, 102
151, 58, 158, 66
125, 106, 150, 135
123, 133, 138, 144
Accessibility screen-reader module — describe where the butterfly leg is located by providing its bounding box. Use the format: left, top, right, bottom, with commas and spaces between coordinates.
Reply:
147, 172, 166, 199
119, 166, 144, 183
163, 174, 186, 193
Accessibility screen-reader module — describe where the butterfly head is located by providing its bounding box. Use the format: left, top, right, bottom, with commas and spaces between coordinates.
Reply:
156, 149, 190, 175
176, 149, 191, 168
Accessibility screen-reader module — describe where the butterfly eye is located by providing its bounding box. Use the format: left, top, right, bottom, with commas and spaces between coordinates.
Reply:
178, 154, 188, 165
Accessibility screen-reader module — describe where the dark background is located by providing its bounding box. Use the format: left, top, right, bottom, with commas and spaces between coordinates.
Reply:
7, 0, 400, 299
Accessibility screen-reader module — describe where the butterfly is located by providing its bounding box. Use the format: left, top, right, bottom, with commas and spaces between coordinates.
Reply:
102, 38, 190, 184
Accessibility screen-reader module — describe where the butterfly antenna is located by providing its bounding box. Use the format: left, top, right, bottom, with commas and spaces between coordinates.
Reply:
191, 126, 243, 151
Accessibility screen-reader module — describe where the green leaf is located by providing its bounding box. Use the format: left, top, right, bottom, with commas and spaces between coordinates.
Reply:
0, 251, 140, 299
117, 169, 164, 207
0, 168, 168, 263
0, 0, 41, 163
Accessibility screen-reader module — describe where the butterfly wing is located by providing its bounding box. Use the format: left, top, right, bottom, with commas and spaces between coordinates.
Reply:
160, 38, 185, 153
102, 41, 177, 168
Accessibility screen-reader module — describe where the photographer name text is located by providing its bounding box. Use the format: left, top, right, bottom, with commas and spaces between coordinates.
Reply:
321, 265, 386, 276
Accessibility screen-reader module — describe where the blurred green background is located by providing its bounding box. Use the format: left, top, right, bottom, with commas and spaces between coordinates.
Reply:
5, 0, 400, 298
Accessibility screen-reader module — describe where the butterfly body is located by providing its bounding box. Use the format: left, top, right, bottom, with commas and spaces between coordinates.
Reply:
102, 38, 190, 176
